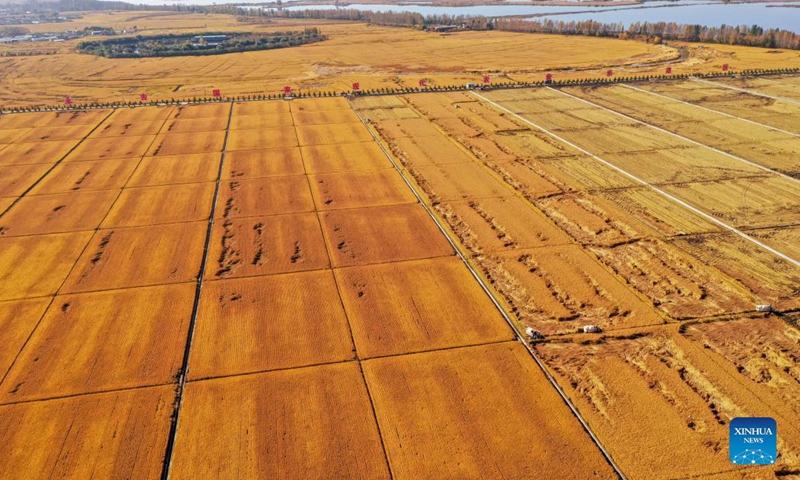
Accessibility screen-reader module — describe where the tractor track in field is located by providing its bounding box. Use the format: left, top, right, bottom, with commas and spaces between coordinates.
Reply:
620, 83, 800, 139
548, 86, 800, 185
693, 77, 800, 106
472, 91, 800, 269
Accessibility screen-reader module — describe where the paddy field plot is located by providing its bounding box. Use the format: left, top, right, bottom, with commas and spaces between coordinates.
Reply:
217, 176, 315, 219
0, 231, 92, 300
40, 109, 112, 127
222, 148, 305, 178
389, 134, 477, 167
208, 212, 329, 280
171, 363, 389, 480
90, 117, 167, 138
91, 107, 172, 137
229, 113, 294, 130
295, 123, 373, 146
0, 189, 119, 236
14, 124, 96, 143
319, 204, 454, 267
300, 142, 390, 173
162, 116, 228, 134
0, 386, 174, 479
147, 131, 226, 156
0, 164, 49, 197
0, 139, 80, 166
309, 169, 416, 210
67, 135, 154, 162
0, 284, 194, 402
231, 100, 290, 117
335, 257, 513, 358
189, 271, 354, 379
0, 298, 51, 377
447, 196, 571, 252
0, 128, 30, 144
226, 125, 297, 151
290, 97, 351, 112
30, 158, 138, 194
102, 182, 215, 227
293, 108, 360, 126
62, 222, 206, 293
362, 342, 616, 480
127, 153, 221, 187
170, 103, 230, 120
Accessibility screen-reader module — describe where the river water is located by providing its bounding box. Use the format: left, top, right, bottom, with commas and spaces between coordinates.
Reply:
112, 0, 800, 32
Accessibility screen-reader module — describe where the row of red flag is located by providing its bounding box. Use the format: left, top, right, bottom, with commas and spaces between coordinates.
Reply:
62, 64, 731, 105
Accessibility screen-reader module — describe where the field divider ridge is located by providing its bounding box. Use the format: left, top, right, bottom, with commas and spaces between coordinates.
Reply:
0, 109, 117, 219
621, 83, 800, 139
159, 102, 235, 480
692, 77, 800, 106
472, 91, 800, 268
548, 86, 800, 184
347, 97, 629, 480
0, 108, 176, 391
294, 111, 396, 480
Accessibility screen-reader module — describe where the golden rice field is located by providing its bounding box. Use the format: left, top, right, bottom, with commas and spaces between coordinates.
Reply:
1, 11, 799, 107
0, 31, 799, 476
352, 74, 800, 478
0, 94, 614, 479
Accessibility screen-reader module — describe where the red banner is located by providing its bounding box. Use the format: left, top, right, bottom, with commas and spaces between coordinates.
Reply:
64, 96, 72, 105
419, 79, 427, 87
212, 89, 221, 98
352, 82, 360, 90
140, 93, 148, 101
483, 75, 490, 84
722, 63, 729, 71
606, 69, 614, 77
284, 86, 292, 95
545, 73, 553, 81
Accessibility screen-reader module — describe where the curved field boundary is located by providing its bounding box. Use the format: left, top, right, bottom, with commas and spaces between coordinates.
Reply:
472, 91, 800, 269
620, 83, 800, 139
347, 97, 629, 480
692, 77, 800, 106
548, 87, 800, 185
